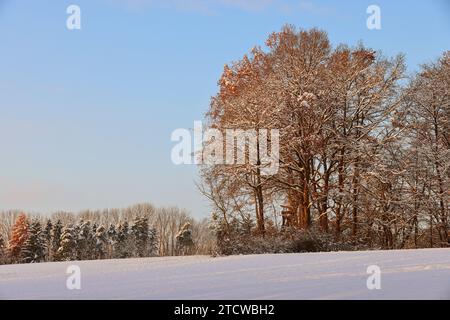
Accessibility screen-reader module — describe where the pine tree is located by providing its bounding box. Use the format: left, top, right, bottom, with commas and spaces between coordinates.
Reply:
176, 222, 194, 255
93, 225, 107, 260
115, 221, 131, 258
92, 222, 98, 235
148, 227, 158, 257
0, 233, 5, 265
56, 226, 77, 261
106, 224, 117, 259
51, 220, 63, 260
76, 220, 93, 260
7, 213, 29, 262
21, 220, 46, 263
42, 219, 53, 261
131, 217, 149, 257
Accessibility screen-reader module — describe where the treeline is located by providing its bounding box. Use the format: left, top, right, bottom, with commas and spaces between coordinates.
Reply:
201, 25, 449, 253
0, 204, 215, 265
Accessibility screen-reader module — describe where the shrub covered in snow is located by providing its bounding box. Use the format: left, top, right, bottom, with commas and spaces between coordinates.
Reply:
212, 215, 357, 256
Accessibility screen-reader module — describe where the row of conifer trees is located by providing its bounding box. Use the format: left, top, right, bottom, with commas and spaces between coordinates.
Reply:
0, 213, 161, 264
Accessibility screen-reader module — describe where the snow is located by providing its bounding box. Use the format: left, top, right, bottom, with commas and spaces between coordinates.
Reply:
1, 248, 450, 299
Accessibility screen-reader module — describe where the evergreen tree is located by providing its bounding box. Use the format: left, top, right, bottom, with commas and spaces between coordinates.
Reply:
0, 233, 5, 265
115, 221, 131, 258
92, 222, 98, 235
76, 220, 93, 260
106, 224, 117, 259
131, 217, 149, 257
42, 219, 53, 261
93, 225, 107, 259
148, 227, 158, 257
21, 220, 46, 263
176, 222, 194, 255
56, 226, 77, 261
51, 220, 63, 260
7, 213, 29, 262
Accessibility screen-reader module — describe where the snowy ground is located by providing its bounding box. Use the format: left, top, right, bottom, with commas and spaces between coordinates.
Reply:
1, 248, 450, 299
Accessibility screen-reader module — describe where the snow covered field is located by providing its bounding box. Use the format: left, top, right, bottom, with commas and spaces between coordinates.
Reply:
1, 248, 450, 300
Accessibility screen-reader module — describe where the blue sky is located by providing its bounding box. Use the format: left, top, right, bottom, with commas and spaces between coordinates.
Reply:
0, 0, 448, 218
